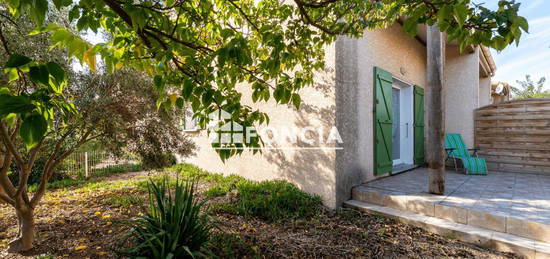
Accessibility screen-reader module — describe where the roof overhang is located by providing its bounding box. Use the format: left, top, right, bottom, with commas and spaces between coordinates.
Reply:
402, 22, 497, 77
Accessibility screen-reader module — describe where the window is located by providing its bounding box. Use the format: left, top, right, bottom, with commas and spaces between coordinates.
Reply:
182, 108, 199, 131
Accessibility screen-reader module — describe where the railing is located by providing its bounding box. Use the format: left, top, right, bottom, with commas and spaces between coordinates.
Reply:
475, 99, 550, 174
59, 150, 141, 178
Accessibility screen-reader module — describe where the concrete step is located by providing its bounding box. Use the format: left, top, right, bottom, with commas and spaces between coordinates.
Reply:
344, 200, 550, 259
352, 185, 550, 243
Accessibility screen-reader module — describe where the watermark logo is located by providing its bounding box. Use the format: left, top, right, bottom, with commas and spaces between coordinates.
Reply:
207, 109, 343, 150
207, 110, 245, 144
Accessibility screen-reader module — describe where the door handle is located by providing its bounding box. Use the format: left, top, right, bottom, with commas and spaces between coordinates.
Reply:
406, 123, 409, 138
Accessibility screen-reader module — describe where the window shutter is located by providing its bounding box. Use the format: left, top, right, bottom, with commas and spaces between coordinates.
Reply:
413, 85, 425, 165
374, 67, 393, 175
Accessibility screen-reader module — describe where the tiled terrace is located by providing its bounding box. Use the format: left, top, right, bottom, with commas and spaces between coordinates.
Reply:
362, 168, 550, 225
350, 168, 550, 244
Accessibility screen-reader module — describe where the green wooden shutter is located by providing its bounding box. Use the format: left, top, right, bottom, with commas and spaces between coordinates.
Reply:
374, 67, 393, 175
413, 85, 425, 165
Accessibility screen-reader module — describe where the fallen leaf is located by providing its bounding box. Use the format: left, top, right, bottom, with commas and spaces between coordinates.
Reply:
75, 245, 88, 251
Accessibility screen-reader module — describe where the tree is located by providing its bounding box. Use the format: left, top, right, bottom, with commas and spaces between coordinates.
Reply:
3, 0, 528, 159
74, 69, 196, 169
0, 0, 528, 252
511, 75, 549, 99
0, 54, 95, 252
0, 11, 194, 252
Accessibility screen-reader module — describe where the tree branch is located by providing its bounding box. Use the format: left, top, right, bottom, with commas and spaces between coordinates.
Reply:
0, 123, 24, 168
0, 21, 12, 55
31, 130, 93, 208
0, 151, 16, 196
0, 189, 15, 206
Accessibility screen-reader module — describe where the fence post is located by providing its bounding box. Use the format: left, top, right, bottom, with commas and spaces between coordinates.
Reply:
84, 151, 89, 178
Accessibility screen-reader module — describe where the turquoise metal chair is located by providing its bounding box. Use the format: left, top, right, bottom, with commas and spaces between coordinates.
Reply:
444, 133, 487, 175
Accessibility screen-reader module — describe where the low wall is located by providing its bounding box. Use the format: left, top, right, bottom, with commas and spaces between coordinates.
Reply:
475, 99, 550, 174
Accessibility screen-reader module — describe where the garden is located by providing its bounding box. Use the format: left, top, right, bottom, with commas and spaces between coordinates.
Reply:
1, 164, 518, 258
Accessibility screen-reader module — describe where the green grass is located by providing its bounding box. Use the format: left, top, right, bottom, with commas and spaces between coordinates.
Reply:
168, 164, 245, 198
208, 233, 261, 259
90, 163, 143, 178
27, 163, 144, 192
217, 180, 322, 222
107, 194, 145, 208
170, 164, 323, 222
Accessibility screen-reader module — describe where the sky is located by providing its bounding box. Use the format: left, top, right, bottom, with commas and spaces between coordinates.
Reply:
484, 0, 550, 88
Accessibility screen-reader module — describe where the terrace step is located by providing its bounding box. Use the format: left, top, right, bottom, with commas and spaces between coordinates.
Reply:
344, 200, 550, 259
351, 185, 550, 243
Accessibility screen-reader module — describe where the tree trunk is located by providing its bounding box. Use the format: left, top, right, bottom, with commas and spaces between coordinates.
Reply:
426, 24, 445, 195
8, 207, 35, 252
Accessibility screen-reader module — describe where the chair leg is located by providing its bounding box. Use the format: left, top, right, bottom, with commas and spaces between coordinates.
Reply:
453, 158, 458, 172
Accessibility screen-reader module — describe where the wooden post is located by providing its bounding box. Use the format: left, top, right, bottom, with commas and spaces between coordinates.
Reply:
84, 152, 89, 179
426, 25, 445, 195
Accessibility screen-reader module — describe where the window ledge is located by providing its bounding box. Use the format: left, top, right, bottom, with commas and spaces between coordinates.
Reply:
183, 129, 201, 133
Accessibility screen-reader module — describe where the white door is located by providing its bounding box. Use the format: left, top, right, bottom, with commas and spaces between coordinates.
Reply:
392, 80, 414, 166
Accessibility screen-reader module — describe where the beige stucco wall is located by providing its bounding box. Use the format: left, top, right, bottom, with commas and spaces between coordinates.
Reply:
479, 77, 492, 107
444, 47, 480, 147
183, 23, 487, 208
183, 44, 339, 208
335, 23, 427, 205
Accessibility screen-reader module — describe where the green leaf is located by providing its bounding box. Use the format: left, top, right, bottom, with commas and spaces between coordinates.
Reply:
46, 62, 66, 92
453, 5, 469, 27
154, 75, 163, 90
437, 5, 453, 24
0, 95, 35, 117
176, 97, 184, 109
5, 54, 31, 68
4, 113, 17, 127
20, 113, 48, 149
52, 0, 72, 9
403, 18, 418, 36
182, 80, 193, 99
201, 91, 213, 106
291, 93, 301, 109
29, 65, 50, 86
30, 0, 48, 26
69, 6, 80, 21
76, 16, 88, 31
28, 24, 61, 36
516, 16, 529, 33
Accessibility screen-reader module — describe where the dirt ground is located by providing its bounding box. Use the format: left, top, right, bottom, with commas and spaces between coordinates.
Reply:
0, 171, 518, 259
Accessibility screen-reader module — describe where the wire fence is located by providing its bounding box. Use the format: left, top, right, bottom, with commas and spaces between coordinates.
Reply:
58, 150, 141, 179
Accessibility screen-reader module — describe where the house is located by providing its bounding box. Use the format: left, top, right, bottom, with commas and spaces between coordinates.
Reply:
182, 23, 495, 208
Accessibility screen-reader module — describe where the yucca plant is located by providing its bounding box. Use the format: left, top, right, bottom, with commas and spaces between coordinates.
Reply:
120, 177, 213, 258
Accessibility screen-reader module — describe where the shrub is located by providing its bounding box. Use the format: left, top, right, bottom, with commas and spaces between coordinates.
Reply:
120, 177, 213, 258
9, 156, 70, 186
216, 180, 323, 222
141, 152, 177, 169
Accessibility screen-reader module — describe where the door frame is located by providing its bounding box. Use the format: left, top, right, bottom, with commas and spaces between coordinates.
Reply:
391, 78, 414, 166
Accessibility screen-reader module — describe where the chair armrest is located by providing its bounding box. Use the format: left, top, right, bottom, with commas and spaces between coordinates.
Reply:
468, 148, 479, 157
445, 148, 455, 161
